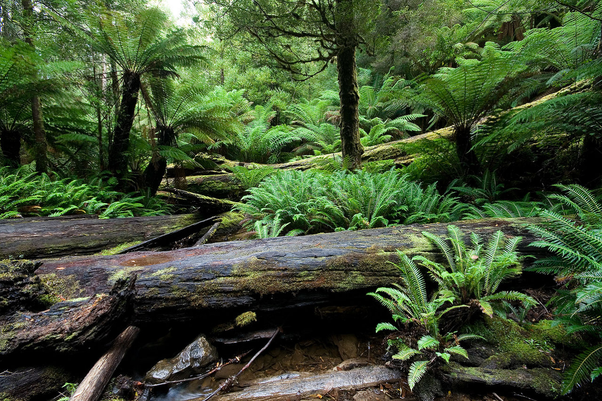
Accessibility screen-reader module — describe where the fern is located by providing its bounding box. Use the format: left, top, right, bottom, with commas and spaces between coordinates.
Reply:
562, 345, 602, 395
407, 361, 429, 390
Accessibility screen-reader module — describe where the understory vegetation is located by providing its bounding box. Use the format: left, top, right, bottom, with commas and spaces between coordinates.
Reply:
2, 0, 602, 398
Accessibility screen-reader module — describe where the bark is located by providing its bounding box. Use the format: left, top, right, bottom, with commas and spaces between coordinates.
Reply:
0, 365, 75, 401
22, 0, 47, 174
31, 94, 47, 174
69, 325, 140, 401
580, 133, 602, 186
0, 129, 21, 167
455, 125, 481, 176
116, 216, 221, 254
108, 71, 141, 182
335, 0, 363, 170
161, 187, 238, 214
208, 365, 402, 401
143, 127, 175, 195
35, 217, 545, 324
0, 275, 135, 357
0, 214, 204, 259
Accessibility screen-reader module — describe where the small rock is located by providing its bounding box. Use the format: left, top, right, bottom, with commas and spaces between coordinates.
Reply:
333, 357, 370, 371
145, 334, 218, 384
331, 333, 359, 360
353, 389, 387, 401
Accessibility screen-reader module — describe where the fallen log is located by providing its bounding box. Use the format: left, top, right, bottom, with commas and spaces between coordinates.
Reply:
0, 276, 135, 357
205, 365, 403, 401
117, 216, 221, 254
181, 130, 451, 199
0, 213, 205, 259
35, 218, 545, 324
70, 325, 140, 401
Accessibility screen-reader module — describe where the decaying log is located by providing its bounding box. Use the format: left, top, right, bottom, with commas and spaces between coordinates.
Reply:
0, 276, 136, 357
204, 365, 403, 401
194, 221, 222, 246
162, 188, 238, 214
70, 325, 140, 401
0, 214, 205, 259
36, 218, 544, 324
0, 260, 47, 315
0, 365, 75, 401
117, 216, 221, 254
181, 130, 451, 199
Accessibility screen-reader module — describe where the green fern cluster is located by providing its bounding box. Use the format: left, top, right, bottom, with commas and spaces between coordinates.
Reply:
368, 246, 485, 390
527, 184, 602, 394
0, 166, 171, 219
235, 169, 462, 235
369, 225, 535, 389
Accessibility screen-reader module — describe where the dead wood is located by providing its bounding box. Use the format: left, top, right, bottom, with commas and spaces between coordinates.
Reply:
194, 221, 222, 246
35, 218, 545, 324
0, 213, 205, 259
117, 216, 221, 254
0, 275, 136, 357
0, 366, 75, 401
70, 325, 140, 401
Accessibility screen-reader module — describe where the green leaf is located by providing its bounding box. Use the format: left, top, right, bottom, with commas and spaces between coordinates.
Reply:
445, 346, 469, 359
417, 335, 440, 350
375, 322, 398, 333
393, 346, 421, 361
436, 352, 451, 363
478, 300, 494, 317
408, 360, 429, 390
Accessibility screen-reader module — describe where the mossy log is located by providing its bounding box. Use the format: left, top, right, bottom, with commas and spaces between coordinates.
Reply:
36, 218, 544, 324
180, 129, 451, 199
0, 365, 75, 401
0, 213, 204, 259
0, 276, 135, 358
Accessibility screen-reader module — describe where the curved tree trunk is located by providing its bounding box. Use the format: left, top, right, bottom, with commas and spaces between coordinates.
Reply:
455, 125, 481, 176
108, 71, 141, 184
1, 129, 21, 167
336, 0, 363, 170
22, 0, 47, 174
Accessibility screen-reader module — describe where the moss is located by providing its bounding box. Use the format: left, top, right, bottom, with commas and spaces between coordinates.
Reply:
100, 241, 142, 256
481, 316, 553, 367
108, 267, 144, 285
235, 311, 257, 327
446, 363, 561, 397
218, 211, 245, 229
151, 266, 177, 281
40, 274, 85, 301
529, 319, 585, 349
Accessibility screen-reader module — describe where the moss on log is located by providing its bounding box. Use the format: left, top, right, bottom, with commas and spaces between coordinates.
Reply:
36, 218, 544, 324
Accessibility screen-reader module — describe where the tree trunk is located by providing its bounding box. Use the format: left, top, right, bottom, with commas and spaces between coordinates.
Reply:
36, 217, 545, 324
22, 0, 47, 174
31, 95, 47, 174
335, 0, 363, 170
455, 125, 481, 176
580, 133, 602, 186
108, 70, 141, 183
0, 129, 21, 167
0, 213, 205, 259
143, 127, 174, 195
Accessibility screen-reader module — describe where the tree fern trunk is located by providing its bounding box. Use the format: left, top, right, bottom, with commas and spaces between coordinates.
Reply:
22, 0, 47, 174
108, 71, 141, 183
0, 129, 21, 167
455, 125, 480, 176
336, 0, 363, 170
